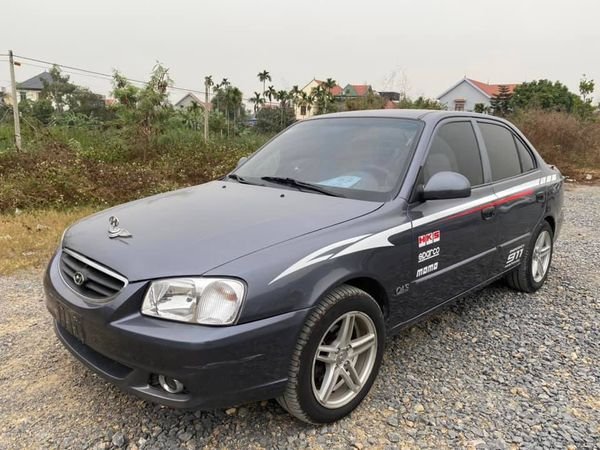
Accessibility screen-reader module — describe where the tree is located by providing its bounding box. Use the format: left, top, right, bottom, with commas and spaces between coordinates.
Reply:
67, 87, 110, 119
112, 71, 140, 107
211, 84, 244, 136
323, 78, 337, 95
31, 99, 55, 124
257, 70, 271, 97
311, 84, 337, 115
204, 75, 214, 99
297, 91, 313, 118
474, 103, 490, 114
265, 85, 276, 103
111, 64, 172, 160
490, 85, 513, 117
576, 74, 596, 120
510, 80, 578, 113
289, 85, 301, 108
249, 92, 264, 114
579, 74, 594, 103
396, 95, 445, 110
344, 91, 385, 111
40, 65, 76, 113
256, 106, 295, 133
180, 102, 203, 131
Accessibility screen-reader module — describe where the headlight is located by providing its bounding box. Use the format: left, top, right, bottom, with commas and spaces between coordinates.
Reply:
141, 278, 246, 326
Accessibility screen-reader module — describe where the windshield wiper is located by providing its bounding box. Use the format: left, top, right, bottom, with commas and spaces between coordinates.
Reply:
225, 173, 256, 185
260, 176, 344, 197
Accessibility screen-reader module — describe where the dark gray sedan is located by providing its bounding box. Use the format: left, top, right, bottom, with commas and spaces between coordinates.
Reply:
44, 110, 564, 423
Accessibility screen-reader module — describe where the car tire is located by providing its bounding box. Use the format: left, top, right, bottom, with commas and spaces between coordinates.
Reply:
277, 284, 385, 424
505, 220, 554, 293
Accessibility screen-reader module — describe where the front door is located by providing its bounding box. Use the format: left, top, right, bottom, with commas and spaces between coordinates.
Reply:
400, 119, 498, 322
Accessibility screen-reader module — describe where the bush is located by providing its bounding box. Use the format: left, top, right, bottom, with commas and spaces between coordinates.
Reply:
256, 107, 295, 133
510, 110, 600, 178
0, 126, 271, 213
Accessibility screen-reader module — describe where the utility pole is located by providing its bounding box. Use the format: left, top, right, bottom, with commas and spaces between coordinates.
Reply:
8, 50, 22, 151
204, 80, 209, 143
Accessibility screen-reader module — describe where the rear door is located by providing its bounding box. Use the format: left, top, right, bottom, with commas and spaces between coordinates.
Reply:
475, 120, 546, 274
403, 119, 498, 320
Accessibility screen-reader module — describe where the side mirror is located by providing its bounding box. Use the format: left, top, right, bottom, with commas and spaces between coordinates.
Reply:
236, 156, 248, 168
422, 171, 471, 201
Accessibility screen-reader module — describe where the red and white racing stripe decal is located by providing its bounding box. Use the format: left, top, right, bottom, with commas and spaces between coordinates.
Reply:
446, 188, 535, 221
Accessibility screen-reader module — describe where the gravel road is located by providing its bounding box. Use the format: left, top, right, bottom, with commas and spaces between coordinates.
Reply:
1, 184, 598, 450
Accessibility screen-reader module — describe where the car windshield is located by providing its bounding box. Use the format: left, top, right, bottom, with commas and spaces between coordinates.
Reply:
234, 117, 423, 201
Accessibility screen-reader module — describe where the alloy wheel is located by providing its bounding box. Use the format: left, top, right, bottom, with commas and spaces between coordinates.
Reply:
532, 230, 552, 282
311, 311, 378, 409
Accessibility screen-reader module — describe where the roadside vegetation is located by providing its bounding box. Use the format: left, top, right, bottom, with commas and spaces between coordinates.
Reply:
0, 66, 599, 274
0, 207, 96, 274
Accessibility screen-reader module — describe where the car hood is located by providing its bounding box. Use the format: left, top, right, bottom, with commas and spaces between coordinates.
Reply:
63, 181, 382, 281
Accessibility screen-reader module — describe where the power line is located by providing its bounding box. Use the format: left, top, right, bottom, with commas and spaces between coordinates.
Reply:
7, 52, 258, 102
17, 61, 127, 83
13, 53, 214, 96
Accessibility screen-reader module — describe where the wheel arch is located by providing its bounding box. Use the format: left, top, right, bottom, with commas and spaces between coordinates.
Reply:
336, 276, 390, 319
544, 215, 556, 235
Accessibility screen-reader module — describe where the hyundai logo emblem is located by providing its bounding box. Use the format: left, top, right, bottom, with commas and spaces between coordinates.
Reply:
73, 271, 86, 286
108, 215, 132, 239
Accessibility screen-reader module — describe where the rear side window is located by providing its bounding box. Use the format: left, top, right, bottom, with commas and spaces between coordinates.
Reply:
479, 123, 521, 181
424, 122, 483, 186
515, 137, 535, 172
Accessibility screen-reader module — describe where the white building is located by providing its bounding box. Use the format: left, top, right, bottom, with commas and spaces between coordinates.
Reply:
174, 92, 210, 110
2, 71, 53, 106
437, 77, 519, 112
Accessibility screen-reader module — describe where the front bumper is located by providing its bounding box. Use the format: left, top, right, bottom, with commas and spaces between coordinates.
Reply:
44, 251, 310, 409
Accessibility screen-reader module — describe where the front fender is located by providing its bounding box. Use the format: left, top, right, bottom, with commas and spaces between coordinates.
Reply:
206, 203, 412, 324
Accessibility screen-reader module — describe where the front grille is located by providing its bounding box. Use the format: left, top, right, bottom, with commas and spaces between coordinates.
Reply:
60, 249, 127, 300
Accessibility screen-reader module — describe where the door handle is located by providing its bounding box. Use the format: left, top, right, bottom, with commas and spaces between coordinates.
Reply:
481, 206, 496, 220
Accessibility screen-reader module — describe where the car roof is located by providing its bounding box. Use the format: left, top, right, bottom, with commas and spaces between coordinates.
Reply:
307, 109, 497, 123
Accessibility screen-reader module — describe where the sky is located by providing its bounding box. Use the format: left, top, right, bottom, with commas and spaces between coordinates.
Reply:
1, 0, 599, 104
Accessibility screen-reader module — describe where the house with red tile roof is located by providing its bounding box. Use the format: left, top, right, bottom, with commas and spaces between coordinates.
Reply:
437, 77, 520, 112
342, 84, 372, 98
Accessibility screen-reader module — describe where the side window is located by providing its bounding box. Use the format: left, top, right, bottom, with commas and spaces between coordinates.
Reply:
479, 123, 522, 181
514, 137, 535, 172
424, 121, 483, 186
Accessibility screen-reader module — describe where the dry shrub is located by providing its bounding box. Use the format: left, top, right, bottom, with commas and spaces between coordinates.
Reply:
510, 110, 600, 179
0, 142, 250, 213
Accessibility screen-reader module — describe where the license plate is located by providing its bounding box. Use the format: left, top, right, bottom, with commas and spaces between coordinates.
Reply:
55, 302, 86, 343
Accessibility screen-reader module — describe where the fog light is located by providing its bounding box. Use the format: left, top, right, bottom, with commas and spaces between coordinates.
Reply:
158, 374, 184, 394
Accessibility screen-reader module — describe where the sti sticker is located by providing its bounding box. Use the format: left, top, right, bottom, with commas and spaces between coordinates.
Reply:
418, 230, 440, 248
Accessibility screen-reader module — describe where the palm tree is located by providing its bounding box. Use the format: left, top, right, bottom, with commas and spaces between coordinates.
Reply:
204, 75, 214, 92
249, 91, 264, 114
306, 94, 314, 116
257, 70, 271, 96
276, 90, 289, 109
203, 75, 214, 141
213, 83, 222, 112
265, 85, 277, 104
298, 92, 309, 117
289, 85, 301, 113
275, 90, 290, 127
323, 78, 337, 95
